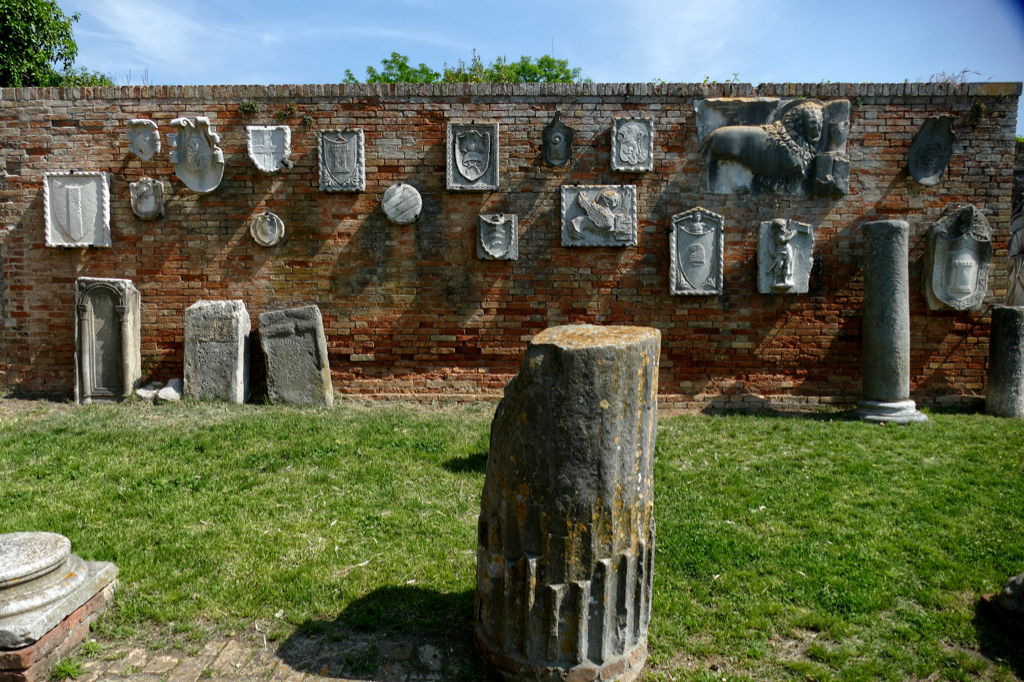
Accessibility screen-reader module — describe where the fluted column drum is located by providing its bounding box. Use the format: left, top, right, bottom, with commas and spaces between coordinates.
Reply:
475, 325, 659, 682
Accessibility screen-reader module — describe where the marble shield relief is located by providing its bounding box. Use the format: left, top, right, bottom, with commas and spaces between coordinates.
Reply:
381, 183, 422, 225
126, 119, 160, 161
757, 219, 814, 294
560, 185, 638, 247
44, 171, 111, 248
670, 207, 724, 295
922, 205, 992, 311
75, 277, 141, 403
478, 213, 518, 260
247, 125, 292, 173
318, 129, 365, 192
611, 117, 654, 172
447, 122, 499, 191
251, 210, 286, 247
908, 116, 956, 186
696, 98, 850, 196
542, 111, 574, 167
129, 177, 164, 220
168, 117, 224, 193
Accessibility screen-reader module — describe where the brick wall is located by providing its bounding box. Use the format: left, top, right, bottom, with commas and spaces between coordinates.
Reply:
0, 82, 1019, 408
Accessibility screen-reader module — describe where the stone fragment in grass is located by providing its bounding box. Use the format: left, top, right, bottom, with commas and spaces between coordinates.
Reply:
998, 572, 1024, 612
476, 324, 658, 682
258, 305, 333, 407
135, 382, 164, 402
184, 301, 250, 404
155, 379, 183, 404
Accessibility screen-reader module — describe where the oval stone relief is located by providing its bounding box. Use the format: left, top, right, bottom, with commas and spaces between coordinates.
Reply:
381, 183, 422, 225
251, 211, 285, 247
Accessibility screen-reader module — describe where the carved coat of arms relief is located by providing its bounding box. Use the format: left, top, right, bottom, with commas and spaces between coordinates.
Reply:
542, 112, 574, 167
318, 129, 365, 192
478, 213, 518, 260
44, 171, 111, 248
247, 125, 292, 173
126, 119, 160, 161
670, 207, 724, 295
167, 117, 224, 193
447, 122, 499, 191
611, 117, 654, 172
922, 205, 992, 311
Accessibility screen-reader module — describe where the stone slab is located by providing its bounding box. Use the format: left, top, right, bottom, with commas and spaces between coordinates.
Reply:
75, 277, 141, 404
987, 306, 1024, 418
258, 305, 333, 407
561, 185, 637, 247
0, 560, 117, 650
43, 172, 111, 248
184, 300, 250, 404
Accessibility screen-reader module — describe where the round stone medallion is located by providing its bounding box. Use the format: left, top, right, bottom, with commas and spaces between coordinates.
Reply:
381, 183, 422, 225
0, 533, 71, 589
251, 210, 285, 247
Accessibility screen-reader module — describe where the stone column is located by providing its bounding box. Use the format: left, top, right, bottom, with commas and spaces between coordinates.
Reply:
853, 220, 927, 423
475, 325, 659, 682
986, 306, 1024, 417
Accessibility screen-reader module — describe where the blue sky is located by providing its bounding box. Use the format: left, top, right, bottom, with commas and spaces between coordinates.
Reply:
63, 0, 1024, 129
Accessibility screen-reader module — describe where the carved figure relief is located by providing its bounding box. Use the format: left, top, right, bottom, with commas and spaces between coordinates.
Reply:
1007, 226, 1024, 306
75, 277, 141, 404
126, 119, 160, 161
908, 116, 956, 186
542, 111, 574, 167
757, 219, 814, 294
167, 117, 224, 193
381, 183, 422, 225
318, 129, 365, 191
478, 213, 518, 260
670, 207, 724, 295
251, 210, 286, 247
560, 185, 638, 247
129, 177, 164, 220
44, 171, 111, 248
247, 125, 292, 173
922, 205, 992, 311
696, 98, 850, 196
611, 117, 654, 172
447, 122, 499, 191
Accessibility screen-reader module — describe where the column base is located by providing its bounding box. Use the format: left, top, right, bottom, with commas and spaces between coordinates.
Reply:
849, 399, 928, 424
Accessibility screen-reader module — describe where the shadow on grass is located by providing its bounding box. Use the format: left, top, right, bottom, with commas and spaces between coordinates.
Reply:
442, 451, 488, 474
277, 586, 481, 680
973, 598, 1024, 677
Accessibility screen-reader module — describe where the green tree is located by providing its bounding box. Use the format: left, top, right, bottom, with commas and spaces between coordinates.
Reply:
345, 50, 584, 84
0, 0, 113, 87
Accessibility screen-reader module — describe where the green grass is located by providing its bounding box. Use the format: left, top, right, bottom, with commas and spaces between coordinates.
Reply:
48, 657, 85, 681
1, 400, 1022, 682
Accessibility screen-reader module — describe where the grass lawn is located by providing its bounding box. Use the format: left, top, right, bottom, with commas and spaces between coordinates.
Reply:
0, 399, 1021, 682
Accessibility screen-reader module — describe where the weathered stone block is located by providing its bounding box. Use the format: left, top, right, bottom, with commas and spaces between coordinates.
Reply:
258, 305, 333, 407
0, 533, 118, 650
184, 300, 250, 404
986, 306, 1024, 418
476, 324, 659, 682
74, 277, 141, 404
44, 172, 110, 248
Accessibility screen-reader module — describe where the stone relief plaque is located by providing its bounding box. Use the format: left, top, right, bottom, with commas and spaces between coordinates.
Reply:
477, 213, 518, 260
611, 117, 654, 172
670, 207, 724, 295
259, 305, 333, 407
446, 122, 499, 191
908, 116, 956, 186
696, 98, 850, 196
129, 177, 164, 220
381, 183, 422, 225
43, 171, 111, 248
542, 111, 574, 167
560, 185, 638, 247
75, 277, 141, 403
247, 125, 292, 173
126, 119, 160, 161
922, 205, 992, 311
167, 116, 224, 193
318, 129, 365, 191
251, 210, 286, 247
757, 218, 814, 294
